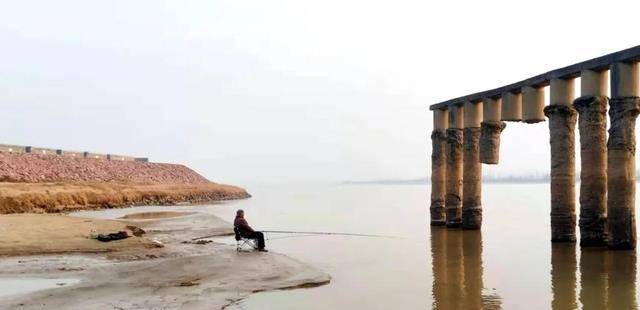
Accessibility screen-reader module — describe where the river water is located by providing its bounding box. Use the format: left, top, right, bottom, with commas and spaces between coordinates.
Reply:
217, 183, 639, 310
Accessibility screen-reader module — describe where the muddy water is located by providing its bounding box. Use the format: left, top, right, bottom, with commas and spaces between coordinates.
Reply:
215, 184, 640, 310
68, 184, 640, 309
0, 278, 80, 298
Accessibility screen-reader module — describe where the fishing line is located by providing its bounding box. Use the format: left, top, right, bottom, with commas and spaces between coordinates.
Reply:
265, 233, 317, 241
192, 230, 400, 241
261, 230, 399, 239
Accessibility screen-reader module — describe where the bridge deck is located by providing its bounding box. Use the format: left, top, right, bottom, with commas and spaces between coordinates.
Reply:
429, 45, 640, 110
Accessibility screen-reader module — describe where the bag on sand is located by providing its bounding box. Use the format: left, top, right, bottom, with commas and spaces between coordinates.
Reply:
95, 231, 129, 242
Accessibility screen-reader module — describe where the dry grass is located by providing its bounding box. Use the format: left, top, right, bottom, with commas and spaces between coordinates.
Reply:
0, 182, 250, 214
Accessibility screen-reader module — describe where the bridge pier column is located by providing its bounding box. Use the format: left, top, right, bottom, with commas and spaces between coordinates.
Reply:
501, 91, 522, 122
607, 62, 640, 250
462, 101, 482, 230
480, 98, 505, 164
574, 69, 608, 247
522, 86, 546, 123
430, 109, 448, 226
545, 78, 577, 243
445, 104, 464, 228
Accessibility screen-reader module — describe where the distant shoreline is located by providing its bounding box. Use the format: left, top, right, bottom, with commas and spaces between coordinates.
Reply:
342, 179, 640, 186
341, 180, 550, 186
339, 176, 578, 186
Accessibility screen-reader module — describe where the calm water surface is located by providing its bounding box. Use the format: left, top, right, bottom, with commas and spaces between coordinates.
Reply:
216, 184, 640, 310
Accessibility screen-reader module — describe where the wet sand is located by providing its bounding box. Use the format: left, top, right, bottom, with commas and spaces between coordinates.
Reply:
0, 210, 330, 309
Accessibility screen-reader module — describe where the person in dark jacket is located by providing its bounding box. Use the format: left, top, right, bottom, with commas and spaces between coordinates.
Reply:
234, 209, 267, 252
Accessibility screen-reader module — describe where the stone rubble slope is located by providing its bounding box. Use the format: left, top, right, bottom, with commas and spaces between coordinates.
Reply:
0, 152, 210, 184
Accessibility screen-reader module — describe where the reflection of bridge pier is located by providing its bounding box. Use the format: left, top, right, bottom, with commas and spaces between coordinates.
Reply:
430, 228, 501, 309
429, 46, 640, 249
443, 228, 464, 309
549, 244, 638, 310
430, 227, 448, 309
462, 231, 482, 309
579, 248, 607, 309
551, 243, 577, 310
607, 251, 637, 309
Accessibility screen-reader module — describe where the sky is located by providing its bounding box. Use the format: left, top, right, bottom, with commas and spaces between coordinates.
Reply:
1, 0, 640, 186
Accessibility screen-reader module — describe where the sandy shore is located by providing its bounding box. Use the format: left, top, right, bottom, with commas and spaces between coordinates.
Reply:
0, 210, 330, 309
0, 214, 157, 256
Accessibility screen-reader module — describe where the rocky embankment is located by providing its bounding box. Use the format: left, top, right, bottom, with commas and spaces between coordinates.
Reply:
0, 152, 250, 214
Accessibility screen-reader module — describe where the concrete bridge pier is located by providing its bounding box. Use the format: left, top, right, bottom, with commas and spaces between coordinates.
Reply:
607, 62, 640, 250
545, 78, 577, 243
501, 91, 522, 122
522, 86, 545, 123
480, 98, 506, 164
430, 109, 448, 226
462, 101, 482, 230
574, 69, 608, 247
445, 104, 464, 228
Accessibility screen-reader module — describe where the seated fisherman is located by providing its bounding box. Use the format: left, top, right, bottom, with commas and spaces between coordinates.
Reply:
234, 209, 267, 252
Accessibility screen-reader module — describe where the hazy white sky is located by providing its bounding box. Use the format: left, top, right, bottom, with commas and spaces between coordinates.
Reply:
1, 0, 640, 186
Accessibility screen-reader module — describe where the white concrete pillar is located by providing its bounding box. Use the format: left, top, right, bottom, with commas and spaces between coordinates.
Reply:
463, 101, 482, 128
522, 86, 545, 123
581, 69, 608, 97
483, 98, 501, 122
611, 62, 639, 98
550, 78, 575, 106
449, 104, 464, 129
501, 91, 522, 121
434, 109, 449, 131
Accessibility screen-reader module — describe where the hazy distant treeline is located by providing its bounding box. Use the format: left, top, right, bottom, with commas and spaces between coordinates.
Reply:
342, 170, 640, 185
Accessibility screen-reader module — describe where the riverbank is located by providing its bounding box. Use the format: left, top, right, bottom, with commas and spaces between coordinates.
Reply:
0, 152, 250, 214
0, 182, 250, 214
0, 210, 330, 309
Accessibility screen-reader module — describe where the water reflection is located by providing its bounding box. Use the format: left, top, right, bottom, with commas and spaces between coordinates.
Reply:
432, 228, 639, 310
579, 248, 607, 309
551, 243, 578, 309
607, 250, 637, 309
430, 228, 502, 309
551, 244, 637, 310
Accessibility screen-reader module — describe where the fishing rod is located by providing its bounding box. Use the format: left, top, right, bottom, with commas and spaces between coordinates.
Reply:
192, 230, 399, 241
261, 230, 399, 239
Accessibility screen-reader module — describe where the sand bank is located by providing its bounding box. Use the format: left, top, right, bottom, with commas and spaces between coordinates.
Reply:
0, 209, 330, 309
